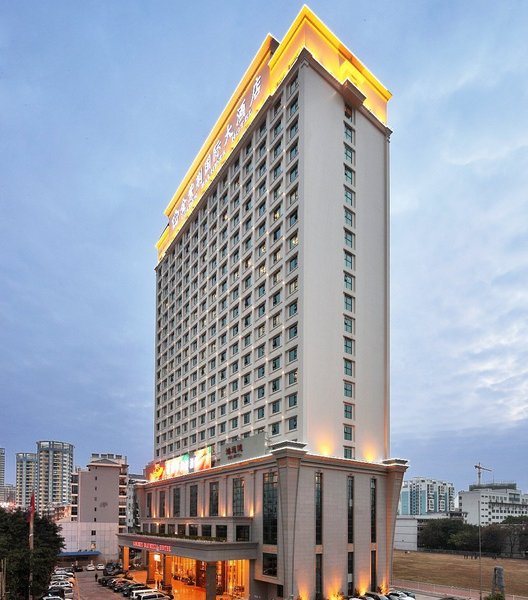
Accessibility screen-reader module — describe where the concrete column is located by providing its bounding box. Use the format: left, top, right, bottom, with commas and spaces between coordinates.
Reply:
146, 552, 156, 584
163, 555, 172, 587
122, 546, 130, 571
271, 443, 307, 600
205, 562, 217, 600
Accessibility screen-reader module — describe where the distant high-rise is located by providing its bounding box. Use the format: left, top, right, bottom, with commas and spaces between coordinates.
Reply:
399, 477, 455, 515
36, 440, 74, 514
16, 452, 37, 508
0, 448, 5, 488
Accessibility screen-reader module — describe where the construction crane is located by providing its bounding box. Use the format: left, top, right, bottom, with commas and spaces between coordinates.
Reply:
474, 462, 492, 485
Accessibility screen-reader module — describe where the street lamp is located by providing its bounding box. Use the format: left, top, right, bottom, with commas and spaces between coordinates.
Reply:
478, 500, 483, 600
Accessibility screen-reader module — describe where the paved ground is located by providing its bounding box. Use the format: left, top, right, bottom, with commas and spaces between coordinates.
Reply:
75, 570, 209, 600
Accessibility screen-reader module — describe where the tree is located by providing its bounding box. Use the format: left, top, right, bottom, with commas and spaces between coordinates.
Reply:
419, 518, 465, 550
449, 525, 479, 552
481, 524, 506, 555
0, 507, 64, 600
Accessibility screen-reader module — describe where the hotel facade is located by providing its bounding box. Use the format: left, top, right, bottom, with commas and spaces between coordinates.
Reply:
119, 7, 406, 600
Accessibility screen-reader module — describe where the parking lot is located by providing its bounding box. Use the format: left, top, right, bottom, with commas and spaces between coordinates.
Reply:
75, 569, 209, 600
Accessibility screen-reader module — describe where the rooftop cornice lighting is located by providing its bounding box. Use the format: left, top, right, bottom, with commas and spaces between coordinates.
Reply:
156, 5, 390, 262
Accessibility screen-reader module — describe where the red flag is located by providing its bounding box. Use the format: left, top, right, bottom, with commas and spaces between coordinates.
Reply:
27, 492, 35, 524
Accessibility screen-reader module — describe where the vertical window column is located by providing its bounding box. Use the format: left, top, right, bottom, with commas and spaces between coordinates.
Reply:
315, 472, 323, 545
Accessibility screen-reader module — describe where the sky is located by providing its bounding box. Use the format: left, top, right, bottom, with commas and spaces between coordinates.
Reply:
1, 0, 527, 493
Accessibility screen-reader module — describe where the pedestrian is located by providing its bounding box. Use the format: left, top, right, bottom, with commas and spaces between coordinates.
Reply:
95, 572, 98, 583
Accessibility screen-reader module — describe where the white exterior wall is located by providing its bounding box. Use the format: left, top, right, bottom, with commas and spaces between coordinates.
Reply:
300, 64, 389, 462
60, 521, 119, 561
394, 516, 418, 551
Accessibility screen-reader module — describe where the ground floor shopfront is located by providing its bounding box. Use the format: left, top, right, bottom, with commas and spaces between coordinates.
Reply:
118, 534, 258, 600
123, 443, 407, 600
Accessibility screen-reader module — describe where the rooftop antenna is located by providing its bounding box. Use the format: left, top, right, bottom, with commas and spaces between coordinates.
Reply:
474, 462, 492, 486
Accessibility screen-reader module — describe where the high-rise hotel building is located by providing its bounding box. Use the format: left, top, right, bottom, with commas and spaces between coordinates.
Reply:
120, 7, 406, 600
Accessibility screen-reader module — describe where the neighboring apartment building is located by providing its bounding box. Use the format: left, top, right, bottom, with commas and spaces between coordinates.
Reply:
117, 7, 406, 600
399, 477, 455, 516
36, 440, 74, 514
0, 448, 5, 488
16, 452, 37, 508
60, 453, 129, 561
459, 483, 528, 526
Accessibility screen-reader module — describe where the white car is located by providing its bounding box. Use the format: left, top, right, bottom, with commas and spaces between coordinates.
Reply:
86, 564, 95, 571
96, 563, 105, 571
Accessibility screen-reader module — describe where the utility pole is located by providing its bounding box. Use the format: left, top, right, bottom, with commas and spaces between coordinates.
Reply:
474, 463, 492, 600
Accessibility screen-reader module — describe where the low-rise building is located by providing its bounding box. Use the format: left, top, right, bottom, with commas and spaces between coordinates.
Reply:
459, 483, 528, 525
59, 453, 129, 562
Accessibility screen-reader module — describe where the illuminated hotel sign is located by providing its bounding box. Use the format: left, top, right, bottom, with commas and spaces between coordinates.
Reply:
168, 67, 270, 237
146, 446, 212, 482
157, 6, 391, 261
132, 540, 172, 552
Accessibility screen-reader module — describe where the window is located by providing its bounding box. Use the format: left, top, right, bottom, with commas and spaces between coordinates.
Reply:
270, 421, 280, 435
344, 294, 355, 312
345, 166, 355, 185
344, 359, 355, 377
344, 273, 355, 291
345, 230, 355, 249
287, 255, 298, 272
287, 393, 298, 408
270, 377, 281, 393
344, 251, 355, 270
344, 446, 355, 459
233, 478, 245, 516
172, 487, 181, 517
256, 386, 265, 400
262, 553, 277, 577
347, 476, 354, 543
344, 425, 354, 441
189, 484, 198, 517
345, 124, 355, 144
344, 187, 355, 207
288, 301, 298, 317
288, 415, 297, 431
271, 356, 281, 371
286, 369, 297, 386
315, 472, 323, 545
263, 472, 278, 544
344, 382, 355, 398
371, 479, 377, 543
344, 145, 355, 164
271, 399, 281, 414
345, 208, 355, 227
344, 337, 355, 355
236, 525, 250, 541
344, 316, 355, 333
287, 347, 298, 363
209, 481, 219, 516
159, 490, 166, 518
256, 406, 265, 419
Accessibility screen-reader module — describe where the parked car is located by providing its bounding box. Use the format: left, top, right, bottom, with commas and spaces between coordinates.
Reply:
123, 584, 150, 597
86, 564, 95, 571
140, 593, 171, 600
96, 563, 105, 571
45, 588, 65, 599
73, 565, 83, 572
365, 593, 389, 600
130, 589, 159, 600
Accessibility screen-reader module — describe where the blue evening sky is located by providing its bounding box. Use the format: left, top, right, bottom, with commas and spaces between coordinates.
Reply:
1, 1, 527, 492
